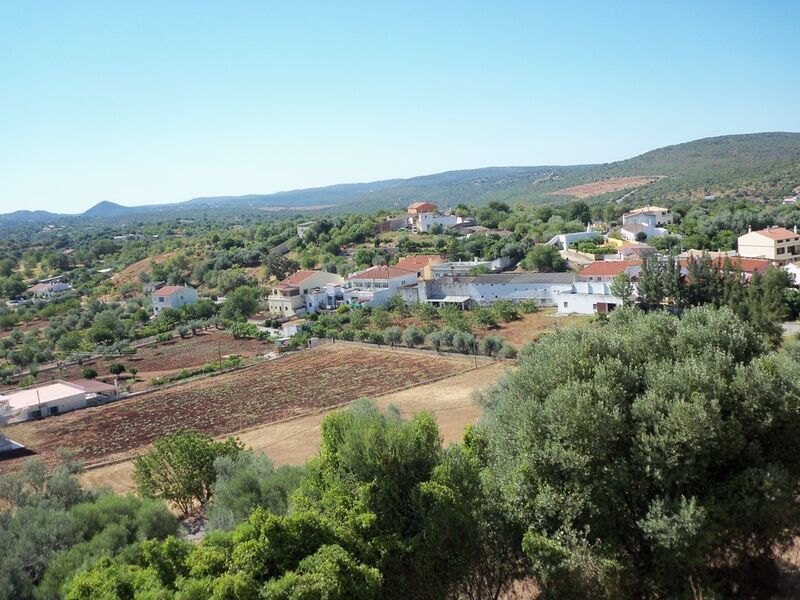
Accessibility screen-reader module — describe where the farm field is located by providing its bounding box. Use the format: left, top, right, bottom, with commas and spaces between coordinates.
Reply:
0, 330, 269, 393
80, 360, 507, 494
547, 176, 659, 199
2, 345, 468, 475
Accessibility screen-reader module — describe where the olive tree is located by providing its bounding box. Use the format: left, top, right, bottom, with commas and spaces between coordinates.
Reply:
477, 306, 800, 598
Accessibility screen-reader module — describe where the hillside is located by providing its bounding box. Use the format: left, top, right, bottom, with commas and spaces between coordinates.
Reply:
3, 132, 799, 225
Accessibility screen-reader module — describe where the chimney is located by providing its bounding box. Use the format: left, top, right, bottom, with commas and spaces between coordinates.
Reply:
794, 225, 797, 234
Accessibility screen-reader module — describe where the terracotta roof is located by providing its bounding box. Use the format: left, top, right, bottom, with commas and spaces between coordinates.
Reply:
749, 227, 799, 241
394, 255, 443, 272
711, 257, 771, 274
348, 265, 416, 280
578, 260, 642, 277
28, 283, 51, 293
278, 270, 320, 287
151, 285, 188, 297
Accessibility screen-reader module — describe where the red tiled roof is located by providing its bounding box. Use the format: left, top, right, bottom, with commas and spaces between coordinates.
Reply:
28, 283, 51, 292
408, 201, 438, 212
711, 257, 771, 274
278, 270, 319, 287
394, 255, 443, 272
151, 285, 187, 297
750, 227, 799, 241
348, 265, 416, 280
69, 378, 117, 394
578, 260, 642, 277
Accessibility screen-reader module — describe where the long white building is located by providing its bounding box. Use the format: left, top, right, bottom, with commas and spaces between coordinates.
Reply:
405, 272, 621, 314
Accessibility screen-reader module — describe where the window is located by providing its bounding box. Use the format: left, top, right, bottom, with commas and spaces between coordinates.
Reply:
159, 297, 165, 302
49, 406, 59, 415
563, 302, 568, 308
778, 247, 786, 255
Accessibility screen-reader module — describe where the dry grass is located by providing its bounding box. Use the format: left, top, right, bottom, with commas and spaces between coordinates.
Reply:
492, 309, 594, 348
547, 176, 658, 199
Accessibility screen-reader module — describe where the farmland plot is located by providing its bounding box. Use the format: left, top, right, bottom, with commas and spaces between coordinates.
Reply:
1, 346, 467, 473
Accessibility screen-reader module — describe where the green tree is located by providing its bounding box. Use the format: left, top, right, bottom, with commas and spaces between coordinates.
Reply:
609, 272, 634, 306
382, 326, 402, 348
521, 245, 567, 273
426, 330, 444, 352
220, 286, 261, 322
108, 363, 125, 376
401, 325, 425, 348
133, 429, 244, 515
477, 306, 800, 598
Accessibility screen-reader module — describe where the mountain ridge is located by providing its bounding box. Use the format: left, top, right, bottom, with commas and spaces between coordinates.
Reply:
3, 132, 799, 224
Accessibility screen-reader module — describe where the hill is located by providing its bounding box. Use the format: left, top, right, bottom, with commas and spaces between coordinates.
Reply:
2, 132, 799, 224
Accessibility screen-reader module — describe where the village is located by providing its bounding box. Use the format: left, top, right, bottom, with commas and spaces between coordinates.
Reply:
2, 199, 799, 460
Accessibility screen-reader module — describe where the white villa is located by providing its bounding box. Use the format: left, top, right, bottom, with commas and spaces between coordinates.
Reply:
151, 285, 198, 316
343, 265, 418, 306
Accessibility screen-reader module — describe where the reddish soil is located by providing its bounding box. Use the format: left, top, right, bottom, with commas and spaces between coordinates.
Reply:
0, 331, 270, 393
0, 346, 464, 473
548, 176, 659, 199
110, 252, 177, 288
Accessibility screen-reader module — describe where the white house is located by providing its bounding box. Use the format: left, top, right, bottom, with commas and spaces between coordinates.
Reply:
555, 281, 622, 315
151, 285, 198, 316
619, 222, 669, 242
343, 265, 417, 306
27, 282, 72, 300
546, 223, 602, 250
406, 201, 472, 232
1, 379, 117, 422
429, 257, 512, 279
267, 270, 345, 317
737, 226, 800, 265
622, 206, 673, 226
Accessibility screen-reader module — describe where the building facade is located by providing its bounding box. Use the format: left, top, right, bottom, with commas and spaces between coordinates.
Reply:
737, 226, 800, 265
151, 285, 198, 316
267, 270, 345, 317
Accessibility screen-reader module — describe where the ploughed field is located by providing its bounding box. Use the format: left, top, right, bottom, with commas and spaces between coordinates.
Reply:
1, 346, 466, 473
1, 330, 269, 393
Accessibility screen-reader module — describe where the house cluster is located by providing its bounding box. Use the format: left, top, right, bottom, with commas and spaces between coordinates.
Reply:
379, 202, 476, 234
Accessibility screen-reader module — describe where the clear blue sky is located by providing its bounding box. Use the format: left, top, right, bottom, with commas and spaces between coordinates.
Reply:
1, 1, 798, 214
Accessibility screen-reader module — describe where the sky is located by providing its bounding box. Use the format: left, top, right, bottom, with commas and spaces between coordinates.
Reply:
1, 1, 799, 214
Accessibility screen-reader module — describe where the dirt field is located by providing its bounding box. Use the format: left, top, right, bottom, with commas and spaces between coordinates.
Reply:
39, 330, 267, 390
1, 346, 468, 475
80, 361, 508, 494
547, 176, 659, 199
493, 310, 593, 348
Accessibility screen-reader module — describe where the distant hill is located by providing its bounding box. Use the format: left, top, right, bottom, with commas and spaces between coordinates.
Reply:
3, 132, 799, 225
82, 200, 137, 218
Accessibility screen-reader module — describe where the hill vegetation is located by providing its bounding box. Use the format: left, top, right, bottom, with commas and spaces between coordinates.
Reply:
3, 132, 798, 225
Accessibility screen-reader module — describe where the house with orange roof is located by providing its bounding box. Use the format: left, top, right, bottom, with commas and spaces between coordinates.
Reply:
150, 285, 198, 316
394, 254, 445, 280
737, 226, 800, 265
343, 265, 418, 306
576, 260, 643, 283
267, 270, 345, 317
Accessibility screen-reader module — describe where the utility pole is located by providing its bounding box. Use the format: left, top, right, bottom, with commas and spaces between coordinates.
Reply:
473, 334, 478, 369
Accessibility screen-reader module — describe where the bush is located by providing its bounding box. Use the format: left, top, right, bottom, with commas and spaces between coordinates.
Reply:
402, 325, 425, 348
452, 331, 474, 354
81, 367, 98, 380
